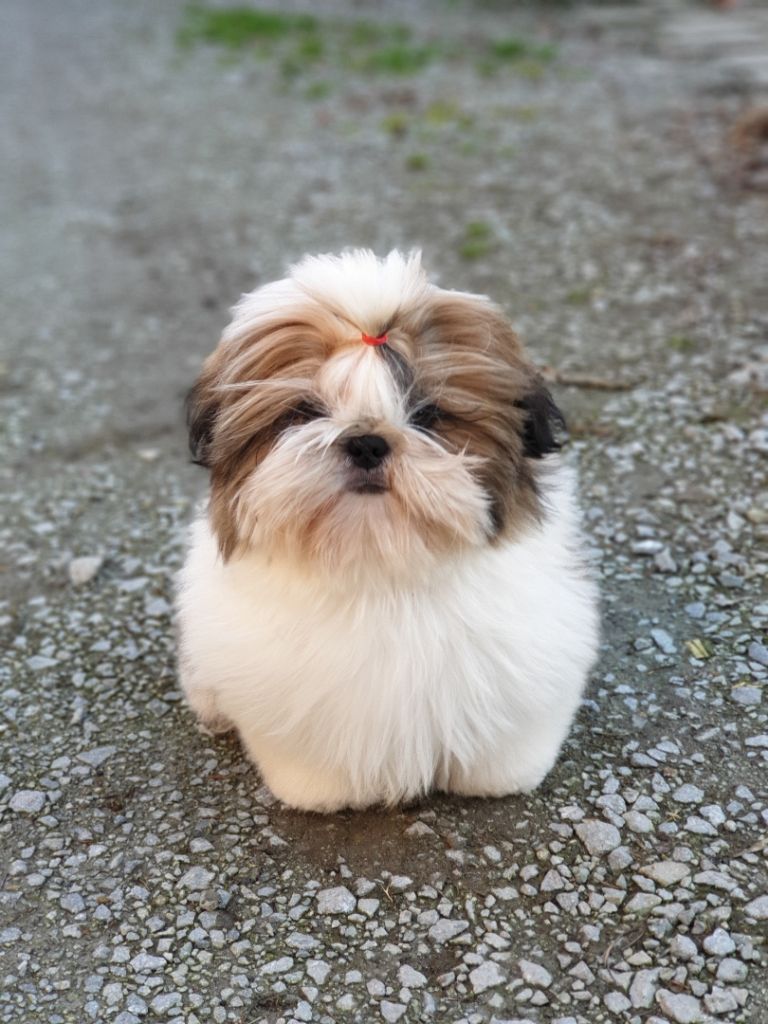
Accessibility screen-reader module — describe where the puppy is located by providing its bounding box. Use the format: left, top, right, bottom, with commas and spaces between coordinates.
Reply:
176, 249, 599, 812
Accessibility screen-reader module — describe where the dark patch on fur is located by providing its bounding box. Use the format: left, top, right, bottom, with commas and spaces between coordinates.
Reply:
186, 382, 219, 467
378, 343, 415, 394
515, 383, 566, 459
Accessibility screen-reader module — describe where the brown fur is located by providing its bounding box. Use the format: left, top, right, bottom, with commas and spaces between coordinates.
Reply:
187, 286, 563, 561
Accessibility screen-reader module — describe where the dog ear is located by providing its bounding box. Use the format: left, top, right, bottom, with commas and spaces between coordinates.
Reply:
515, 379, 566, 459
186, 376, 219, 468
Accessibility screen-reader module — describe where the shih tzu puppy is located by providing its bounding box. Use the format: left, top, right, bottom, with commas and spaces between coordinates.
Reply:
176, 249, 599, 812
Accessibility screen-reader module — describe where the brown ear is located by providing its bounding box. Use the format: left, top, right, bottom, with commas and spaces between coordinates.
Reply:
185, 370, 219, 468
515, 379, 566, 459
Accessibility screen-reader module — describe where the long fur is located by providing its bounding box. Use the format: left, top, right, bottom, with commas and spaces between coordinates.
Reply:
176, 249, 600, 811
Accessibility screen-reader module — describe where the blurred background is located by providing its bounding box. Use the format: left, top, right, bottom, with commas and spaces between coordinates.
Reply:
1, 3, 767, 1021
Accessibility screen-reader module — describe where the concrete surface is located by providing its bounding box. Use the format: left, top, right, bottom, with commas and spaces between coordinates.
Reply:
1, 1, 766, 1022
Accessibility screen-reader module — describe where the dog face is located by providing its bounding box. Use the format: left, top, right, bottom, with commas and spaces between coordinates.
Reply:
187, 250, 563, 578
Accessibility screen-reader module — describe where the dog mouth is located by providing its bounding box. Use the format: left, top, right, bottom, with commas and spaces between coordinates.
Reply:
347, 467, 390, 494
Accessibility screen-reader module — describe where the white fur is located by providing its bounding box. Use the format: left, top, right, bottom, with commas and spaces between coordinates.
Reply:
176, 249, 600, 811
177, 464, 599, 811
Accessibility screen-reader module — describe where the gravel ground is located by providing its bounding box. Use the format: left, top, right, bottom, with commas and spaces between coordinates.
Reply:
1, 1, 767, 1022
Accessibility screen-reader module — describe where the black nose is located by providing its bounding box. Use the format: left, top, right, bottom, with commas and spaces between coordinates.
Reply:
345, 434, 391, 470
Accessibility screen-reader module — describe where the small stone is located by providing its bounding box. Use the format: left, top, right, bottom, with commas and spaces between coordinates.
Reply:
673, 784, 704, 804
9, 790, 45, 813
655, 990, 704, 1023
428, 918, 469, 943
632, 540, 663, 555
150, 993, 181, 1013
604, 992, 631, 1014
77, 746, 116, 768
670, 935, 697, 961
685, 603, 706, 619
650, 628, 676, 654
358, 898, 380, 917
178, 866, 215, 890
748, 641, 768, 666
540, 869, 564, 892
608, 846, 634, 872
703, 928, 735, 957
0, 928, 21, 943
654, 550, 677, 573
704, 988, 738, 1015
625, 810, 654, 833
0, 774, 11, 792
398, 965, 427, 988
405, 821, 435, 837
306, 959, 330, 984
575, 819, 621, 855
716, 958, 747, 983
316, 886, 356, 915
629, 969, 659, 1008
745, 734, 768, 748
60, 893, 85, 914
744, 894, 768, 919
380, 1001, 406, 1022
286, 932, 319, 951
731, 685, 762, 706
261, 956, 293, 975
640, 861, 690, 886
518, 959, 552, 988
130, 953, 165, 972
68, 555, 104, 585
469, 961, 506, 993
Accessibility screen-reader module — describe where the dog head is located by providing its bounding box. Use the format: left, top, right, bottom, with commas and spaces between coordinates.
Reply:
187, 249, 563, 579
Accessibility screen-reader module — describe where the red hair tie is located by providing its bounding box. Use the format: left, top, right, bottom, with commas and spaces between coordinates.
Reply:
361, 332, 388, 346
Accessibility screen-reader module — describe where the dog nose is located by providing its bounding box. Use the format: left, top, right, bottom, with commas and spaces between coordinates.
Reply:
345, 434, 391, 470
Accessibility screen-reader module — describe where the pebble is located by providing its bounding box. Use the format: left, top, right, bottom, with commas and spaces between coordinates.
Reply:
398, 965, 427, 988
129, 953, 165, 972
605, 991, 632, 1013
77, 745, 117, 768
429, 919, 469, 943
575, 820, 621, 855
629, 969, 659, 1008
316, 886, 356, 915
261, 956, 294, 975
748, 641, 768, 666
673, 784, 704, 804
640, 861, 690, 886
469, 961, 506, 993
744, 895, 768, 919
650, 628, 675, 654
669, 935, 697, 961
655, 990, 704, 1023
68, 555, 104, 585
380, 1001, 406, 1022
518, 959, 552, 988
9, 789, 45, 813
716, 958, 748, 983
60, 893, 86, 914
178, 866, 215, 890
703, 928, 735, 957
632, 539, 663, 555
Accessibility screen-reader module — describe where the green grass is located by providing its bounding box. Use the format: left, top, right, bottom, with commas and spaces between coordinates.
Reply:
381, 112, 410, 137
359, 44, 436, 75
491, 37, 556, 63
179, 7, 556, 87
667, 335, 697, 353
565, 287, 593, 305
459, 221, 495, 260
179, 6, 317, 48
405, 152, 429, 171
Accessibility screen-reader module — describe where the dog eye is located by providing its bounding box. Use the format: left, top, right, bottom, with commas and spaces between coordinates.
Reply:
410, 403, 444, 432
